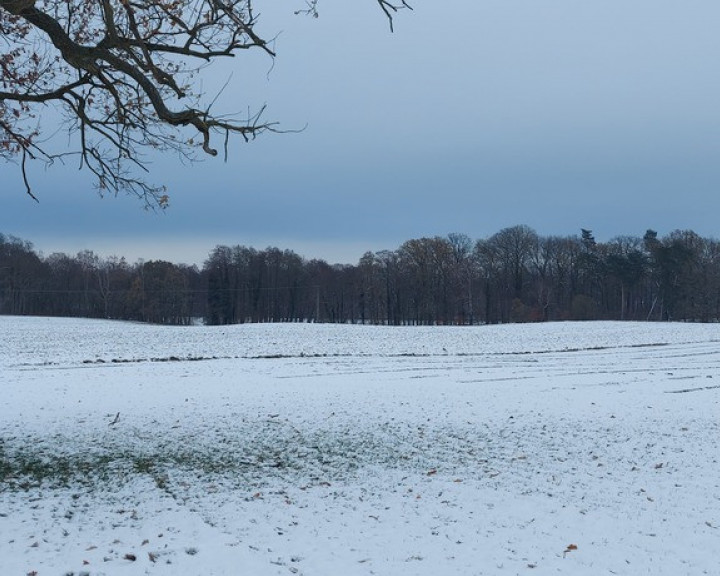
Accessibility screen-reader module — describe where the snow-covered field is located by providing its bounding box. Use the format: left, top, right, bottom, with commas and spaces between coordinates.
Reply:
1, 317, 719, 576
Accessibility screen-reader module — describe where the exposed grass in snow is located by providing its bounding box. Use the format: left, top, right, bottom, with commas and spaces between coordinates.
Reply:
0, 418, 496, 494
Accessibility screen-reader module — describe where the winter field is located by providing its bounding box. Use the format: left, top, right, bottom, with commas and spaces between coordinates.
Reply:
1, 317, 719, 576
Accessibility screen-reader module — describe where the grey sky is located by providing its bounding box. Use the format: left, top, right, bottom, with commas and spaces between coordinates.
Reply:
2, 0, 719, 265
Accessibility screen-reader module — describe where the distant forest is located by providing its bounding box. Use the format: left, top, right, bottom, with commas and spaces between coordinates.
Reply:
1, 226, 719, 325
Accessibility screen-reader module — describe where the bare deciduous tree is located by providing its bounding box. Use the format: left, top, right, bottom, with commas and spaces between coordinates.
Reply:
0, 0, 410, 206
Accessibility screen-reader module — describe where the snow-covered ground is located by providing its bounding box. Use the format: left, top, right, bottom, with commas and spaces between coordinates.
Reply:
1, 316, 719, 575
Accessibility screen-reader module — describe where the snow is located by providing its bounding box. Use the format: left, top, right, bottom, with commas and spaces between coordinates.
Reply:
1, 316, 719, 575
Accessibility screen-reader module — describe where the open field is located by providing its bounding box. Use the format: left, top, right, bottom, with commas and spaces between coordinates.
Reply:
1, 317, 719, 575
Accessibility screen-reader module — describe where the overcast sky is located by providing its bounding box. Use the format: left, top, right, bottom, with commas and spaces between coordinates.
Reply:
2, 0, 719, 265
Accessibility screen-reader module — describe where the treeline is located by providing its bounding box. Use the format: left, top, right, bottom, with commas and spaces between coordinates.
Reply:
2, 226, 720, 325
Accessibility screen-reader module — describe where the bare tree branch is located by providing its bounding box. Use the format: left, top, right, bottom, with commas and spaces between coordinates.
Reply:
0, 0, 409, 206
376, 0, 412, 32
